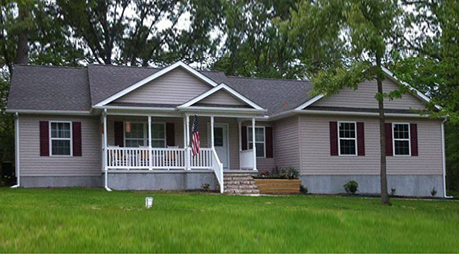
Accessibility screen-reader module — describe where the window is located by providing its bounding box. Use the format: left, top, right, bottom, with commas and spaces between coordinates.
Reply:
151, 123, 166, 148
338, 122, 357, 156
393, 123, 410, 156
248, 127, 265, 158
124, 122, 166, 148
50, 122, 72, 156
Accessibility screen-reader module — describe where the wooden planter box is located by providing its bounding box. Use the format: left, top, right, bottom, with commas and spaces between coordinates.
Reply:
254, 179, 301, 194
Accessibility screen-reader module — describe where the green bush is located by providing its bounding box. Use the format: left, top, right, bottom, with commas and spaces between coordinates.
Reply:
280, 167, 299, 179
344, 181, 359, 195
300, 185, 308, 194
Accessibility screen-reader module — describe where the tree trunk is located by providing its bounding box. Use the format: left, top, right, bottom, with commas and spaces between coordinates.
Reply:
14, 3, 28, 65
376, 54, 391, 206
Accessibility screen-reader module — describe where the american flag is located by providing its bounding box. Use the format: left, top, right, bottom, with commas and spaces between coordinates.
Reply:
191, 115, 200, 156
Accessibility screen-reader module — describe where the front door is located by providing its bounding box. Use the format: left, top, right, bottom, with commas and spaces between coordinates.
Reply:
212, 124, 229, 169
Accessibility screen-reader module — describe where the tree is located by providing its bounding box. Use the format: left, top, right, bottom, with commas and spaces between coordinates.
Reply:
212, 0, 300, 78
283, 0, 409, 205
394, 0, 459, 192
56, 0, 224, 66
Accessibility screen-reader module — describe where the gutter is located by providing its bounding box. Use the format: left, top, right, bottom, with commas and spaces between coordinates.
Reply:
11, 112, 20, 188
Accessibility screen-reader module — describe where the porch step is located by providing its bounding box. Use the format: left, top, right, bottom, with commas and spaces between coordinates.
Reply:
223, 173, 259, 195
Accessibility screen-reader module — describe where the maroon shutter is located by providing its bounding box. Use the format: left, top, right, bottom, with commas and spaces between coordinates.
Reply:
385, 123, 393, 156
166, 123, 175, 146
241, 126, 247, 150
72, 122, 82, 156
114, 121, 124, 147
330, 121, 338, 156
357, 122, 365, 156
410, 123, 418, 156
265, 127, 273, 158
39, 121, 49, 156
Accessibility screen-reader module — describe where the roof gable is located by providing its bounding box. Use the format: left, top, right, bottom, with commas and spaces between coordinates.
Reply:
179, 83, 265, 110
94, 61, 218, 107
295, 69, 431, 111
113, 67, 213, 106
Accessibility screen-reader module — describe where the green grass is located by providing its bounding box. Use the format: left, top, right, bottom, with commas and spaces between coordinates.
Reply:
1, 188, 458, 253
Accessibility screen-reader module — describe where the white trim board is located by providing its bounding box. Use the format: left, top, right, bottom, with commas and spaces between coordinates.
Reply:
178, 83, 265, 111
95, 61, 219, 107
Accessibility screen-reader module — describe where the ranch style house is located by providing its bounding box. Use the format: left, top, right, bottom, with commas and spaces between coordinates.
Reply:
6, 61, 447, 197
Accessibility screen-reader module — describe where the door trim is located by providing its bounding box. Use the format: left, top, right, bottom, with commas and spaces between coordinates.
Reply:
207, 123, 230, 169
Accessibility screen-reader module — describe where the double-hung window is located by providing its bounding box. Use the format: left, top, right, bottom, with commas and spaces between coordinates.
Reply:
393, 123, 410, 156
248, 127, 265, 158
338, 121, 357, 156
124, 122, 166, 148
50, 121, 72, 156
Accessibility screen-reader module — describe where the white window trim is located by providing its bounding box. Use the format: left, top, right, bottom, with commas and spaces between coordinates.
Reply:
392, 122, 411, 156
338, 121, 357, 156
123, 122, 166, 148
247, 126, 266, 158
49, 121, 73, 157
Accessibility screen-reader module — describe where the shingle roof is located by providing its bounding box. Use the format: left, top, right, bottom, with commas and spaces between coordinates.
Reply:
7, 65, 91, 111
7, 64, 313, 115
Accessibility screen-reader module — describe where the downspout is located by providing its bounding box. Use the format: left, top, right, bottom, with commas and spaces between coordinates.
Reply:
441, 117, 451, 198
11, 113, 20, 188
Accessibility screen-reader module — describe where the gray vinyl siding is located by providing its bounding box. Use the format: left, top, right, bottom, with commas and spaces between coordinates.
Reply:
18, 114, 101, 176
199, 90, 247, 106
273, 116, 300, 170
115, 67, 212, 105
314, 79, 427, 110
106, 116, 241, 169
298, 115, 443, 176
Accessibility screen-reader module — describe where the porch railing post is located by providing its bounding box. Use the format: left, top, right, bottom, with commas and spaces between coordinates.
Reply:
148, 115, 152, 170
103, 110, 111, 191
210, 116, 215, 149
186, 114, 191, 170
252, 118, 257, 171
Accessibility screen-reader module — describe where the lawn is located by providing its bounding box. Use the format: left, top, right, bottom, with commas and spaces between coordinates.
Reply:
0, 188, 458, 253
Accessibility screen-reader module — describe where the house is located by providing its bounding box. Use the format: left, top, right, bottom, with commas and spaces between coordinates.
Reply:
6, 61, 446, 197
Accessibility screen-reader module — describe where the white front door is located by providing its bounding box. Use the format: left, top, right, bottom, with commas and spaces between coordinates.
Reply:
212, 124, 229, 169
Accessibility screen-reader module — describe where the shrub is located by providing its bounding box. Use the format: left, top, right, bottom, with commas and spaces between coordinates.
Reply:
390, 188, 396, 196
201, 183, 210, 191
431, 187, 437, 197
344, 181, 359, 195
280, 167, 299, 179
300, 185, 308, 194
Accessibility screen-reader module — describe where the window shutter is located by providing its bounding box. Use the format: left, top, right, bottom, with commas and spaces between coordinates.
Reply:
114, 121, 124, 147
357, 122, 365, 156
241, 126, 247, 150
385, 123, 393, 156
265, 127, 273, 158
329, 121, 338, 156
166, 123, 175, 146
72, 122, 82, 156
410, 123, 418, 156
39, 121, 49, 156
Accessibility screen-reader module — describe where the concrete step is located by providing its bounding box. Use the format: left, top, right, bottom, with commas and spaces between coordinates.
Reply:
223, 173, 259, 195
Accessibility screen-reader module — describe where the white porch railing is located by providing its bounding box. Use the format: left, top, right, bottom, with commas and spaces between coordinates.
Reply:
190, 148, 213, 169
107, 147, 186, 170
240, 149, 255, 169
211, 147, 224, 193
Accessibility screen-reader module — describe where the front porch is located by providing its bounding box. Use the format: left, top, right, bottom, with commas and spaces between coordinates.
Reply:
101, 111, 261, 192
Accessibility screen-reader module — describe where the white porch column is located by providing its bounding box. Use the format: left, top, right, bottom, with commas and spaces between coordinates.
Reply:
103, 110, 111, 191
148, 115, 152, 170
186, 114, 191, 170
238, 121, 242, 152
210, 116, 215, 148
252, 118, 257, 171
